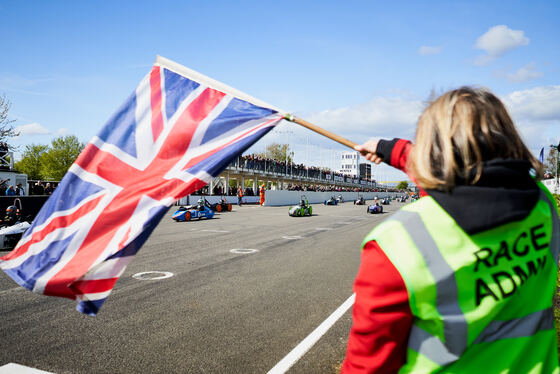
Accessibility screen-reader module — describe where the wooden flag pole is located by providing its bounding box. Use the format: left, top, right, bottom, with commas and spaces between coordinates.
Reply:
285, 115, 358, 150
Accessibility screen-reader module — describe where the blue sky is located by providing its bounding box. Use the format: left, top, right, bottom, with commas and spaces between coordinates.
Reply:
1, 0, 559, 181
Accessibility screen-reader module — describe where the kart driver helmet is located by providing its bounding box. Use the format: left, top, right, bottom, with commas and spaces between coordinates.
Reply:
197, 198, 204, 210
4, 205, 18, 223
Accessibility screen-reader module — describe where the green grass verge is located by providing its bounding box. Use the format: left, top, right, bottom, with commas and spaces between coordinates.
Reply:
554, 194, 560, 353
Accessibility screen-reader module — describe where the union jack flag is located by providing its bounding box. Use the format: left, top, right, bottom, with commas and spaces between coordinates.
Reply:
0, 57, 283, 315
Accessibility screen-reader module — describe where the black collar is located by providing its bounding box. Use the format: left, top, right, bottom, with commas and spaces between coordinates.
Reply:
426, 159, 540, 235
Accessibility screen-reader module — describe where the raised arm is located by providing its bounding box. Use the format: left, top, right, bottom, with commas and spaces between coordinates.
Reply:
354, 138, 412, 174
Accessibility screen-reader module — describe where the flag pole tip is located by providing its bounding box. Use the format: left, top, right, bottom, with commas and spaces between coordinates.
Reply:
284, 114, 295, 122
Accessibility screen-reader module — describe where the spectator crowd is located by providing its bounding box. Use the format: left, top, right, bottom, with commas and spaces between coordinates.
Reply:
232, 154, 375, 184
191, 154, 403, 196
1, 180, 59, 196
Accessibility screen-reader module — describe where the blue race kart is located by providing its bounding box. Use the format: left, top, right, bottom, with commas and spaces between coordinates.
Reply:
172, 200, 215, 221
324, 196, 338, 205
367, 203, 383, 214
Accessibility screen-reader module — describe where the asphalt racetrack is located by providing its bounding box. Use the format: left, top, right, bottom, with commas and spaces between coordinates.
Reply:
1, 200, 405, 374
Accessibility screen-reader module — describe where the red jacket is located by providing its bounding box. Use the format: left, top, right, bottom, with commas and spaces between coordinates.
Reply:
342, 139, 415, 373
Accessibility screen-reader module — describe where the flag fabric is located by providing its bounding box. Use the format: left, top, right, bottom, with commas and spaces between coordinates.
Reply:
539, 147, 544, 163
0, 57, 284, 315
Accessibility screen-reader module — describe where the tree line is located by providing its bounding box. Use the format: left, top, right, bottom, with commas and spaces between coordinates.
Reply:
15, 136, 85, 180
1, 94, 85, 181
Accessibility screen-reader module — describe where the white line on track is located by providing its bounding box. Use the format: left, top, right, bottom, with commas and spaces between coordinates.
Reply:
0, 363, 55, 373
267, 293, 355, 374
282, 236, 303, 240
315, 227, 333, 231
230, 248, 259, 254
132, 271, 174, 280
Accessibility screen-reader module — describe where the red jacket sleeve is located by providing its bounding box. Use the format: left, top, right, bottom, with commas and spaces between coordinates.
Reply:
375, 138, 428, 197
341, 241, 413, 374
375, 138, 411, 173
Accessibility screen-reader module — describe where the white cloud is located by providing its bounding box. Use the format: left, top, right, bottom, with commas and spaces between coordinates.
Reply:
296, 87, 559, 148
305, 96, 424, 141
418, 46, 442, 56
501, 86, 560, 153
296, 87, 559, 162
474, 25, 529, 65
252, 96, 424, 174
256, 86, 558, 177
15, 122, 51, 135
503, 86, 560, 121
56, 128, 68, 136
495, 62, 543, 83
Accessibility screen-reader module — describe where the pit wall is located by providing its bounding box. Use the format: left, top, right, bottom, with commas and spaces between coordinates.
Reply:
262, 190, 404, 206
179, 191, 406, 207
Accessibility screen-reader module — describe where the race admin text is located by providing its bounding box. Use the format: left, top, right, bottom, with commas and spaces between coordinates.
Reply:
473, 223, 550, 306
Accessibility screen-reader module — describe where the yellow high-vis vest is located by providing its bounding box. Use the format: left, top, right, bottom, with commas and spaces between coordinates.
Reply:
363, 183, 560, 373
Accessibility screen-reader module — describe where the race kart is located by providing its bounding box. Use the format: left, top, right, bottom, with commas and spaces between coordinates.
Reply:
172, 200, 215, 221
381, 197, 391, 205
354, 196, 366, 205
324, 196, 338, 205
289, 195, 313, 217
0, 198, 32, 250
205, 196, 232, 212
336, 194, 344, 203
367, 203, 383, 214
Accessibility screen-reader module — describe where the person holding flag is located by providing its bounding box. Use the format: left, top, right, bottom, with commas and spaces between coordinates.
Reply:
3, 55, 557, 374
343, 87, 559, 373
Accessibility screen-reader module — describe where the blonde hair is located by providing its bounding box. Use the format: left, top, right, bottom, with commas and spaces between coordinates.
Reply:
408, 87, 542, 190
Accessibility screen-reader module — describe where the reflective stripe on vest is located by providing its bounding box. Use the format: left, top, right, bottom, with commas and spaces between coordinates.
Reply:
362, 184, 560, 370
392, 209, 467, 361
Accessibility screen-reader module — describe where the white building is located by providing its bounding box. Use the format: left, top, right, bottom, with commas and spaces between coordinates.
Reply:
338, 151, 360, 177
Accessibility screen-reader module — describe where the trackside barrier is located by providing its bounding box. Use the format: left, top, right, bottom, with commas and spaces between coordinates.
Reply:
262, 191, 403, 206
178, 191, 406, 207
